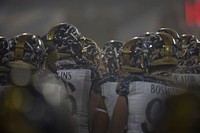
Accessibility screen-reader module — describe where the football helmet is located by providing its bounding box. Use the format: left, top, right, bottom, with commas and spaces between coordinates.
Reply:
180, 34, 198, 65
147, 32, 178, 67
182, 39, 200, 66
181, 34, 198, 53
122, 37, 146, 73
103, 40, 124, 75
81, 36, 101, 65
8, 33, 46, 69
0, 36, 10, 72
158, 28, 182, 60
158, 28, 180, 41
47, 23, 83, 60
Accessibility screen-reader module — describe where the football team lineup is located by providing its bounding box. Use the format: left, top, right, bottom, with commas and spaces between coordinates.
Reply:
0, 23, 199, 133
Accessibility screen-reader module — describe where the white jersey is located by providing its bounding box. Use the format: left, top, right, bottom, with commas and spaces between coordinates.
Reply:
126, 80, 185, 133
101, 82, 119, 119
32, 69, 73, 108
172, 66, 200, 88
172, 73, 200, 87
57, 69, 92, 133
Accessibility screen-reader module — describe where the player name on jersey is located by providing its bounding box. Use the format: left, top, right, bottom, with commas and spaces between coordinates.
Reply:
57, 69, 92, 133
127, 81, 185, 133
172, 73, 200, 87
58, 69, 91, 82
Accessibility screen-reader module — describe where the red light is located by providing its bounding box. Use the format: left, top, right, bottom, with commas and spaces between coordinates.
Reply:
185, 0, 194, 26
185, 0, 200, 27
194, 0, 200, 26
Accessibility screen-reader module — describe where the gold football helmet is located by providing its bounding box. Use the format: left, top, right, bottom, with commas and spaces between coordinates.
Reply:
80, 36, 101, 65
158, 28, 182, 59
8, 33, 46, 69
148, 32, 178, 67
181, 34, 198, 53
47, 23, 83, 60
158, 28, 180, 41
180, 34, 200, 66
122, 37, 145, 73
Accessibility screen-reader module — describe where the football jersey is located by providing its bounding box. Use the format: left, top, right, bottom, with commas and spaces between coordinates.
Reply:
100, 75, 120, 119
57, 58, 100, 133
117, 74, 186, 133
172, 66, 200, 89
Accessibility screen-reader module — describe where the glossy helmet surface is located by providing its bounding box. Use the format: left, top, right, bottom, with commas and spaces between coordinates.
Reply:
103, 40, 124, 75
0, 36, 10, 72
81, 36, 101, 64
158, 28, 180, 41
147, 32, 178, 67
47, 23, 83, 60
180, 34, 198, 65
8, 33, 46, 69
183, 40, 200, 66
158, 28, 182, 59
181, 34, 198, 54
122, 37, 146, 73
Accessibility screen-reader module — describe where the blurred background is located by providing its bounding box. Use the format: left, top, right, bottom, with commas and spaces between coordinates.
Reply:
0, 0, 199, 47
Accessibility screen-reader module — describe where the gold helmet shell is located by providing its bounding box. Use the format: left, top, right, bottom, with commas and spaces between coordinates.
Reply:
148, 32, 178, 67
47, 23, 82, 60
181, 34, 197, 51
9, 33, 46, 69
158, 27, 180, 40
122, 37, 144, 73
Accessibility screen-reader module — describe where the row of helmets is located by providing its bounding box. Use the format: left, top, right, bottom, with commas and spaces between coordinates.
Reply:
0, 23, 85, 72
101, 28, 200, 75
0, 23, 199, 75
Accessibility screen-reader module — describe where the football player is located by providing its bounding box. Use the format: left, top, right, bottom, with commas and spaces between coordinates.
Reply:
46, 23, 101, 133
91, 40, 126, 133
109, 32, 185, 133
0, 33, 74, 133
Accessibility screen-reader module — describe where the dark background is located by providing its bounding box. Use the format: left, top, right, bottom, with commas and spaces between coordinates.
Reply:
0, 0, 199, 47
